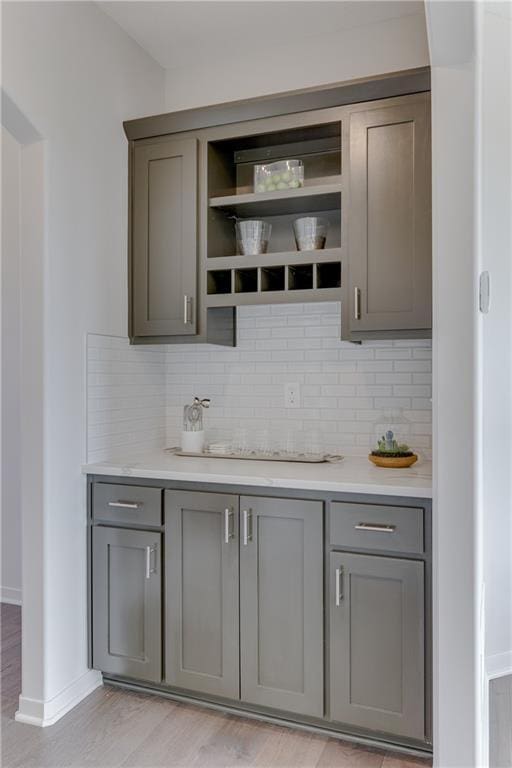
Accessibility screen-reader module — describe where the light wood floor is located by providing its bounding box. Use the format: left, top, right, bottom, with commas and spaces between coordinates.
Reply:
1, 603, 431, 768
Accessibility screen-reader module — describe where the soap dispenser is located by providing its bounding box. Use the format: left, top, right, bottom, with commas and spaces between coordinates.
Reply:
182, 397, 210, 453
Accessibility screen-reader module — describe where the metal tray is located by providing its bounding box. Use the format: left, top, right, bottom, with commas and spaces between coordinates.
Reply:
167, 448, 343, 464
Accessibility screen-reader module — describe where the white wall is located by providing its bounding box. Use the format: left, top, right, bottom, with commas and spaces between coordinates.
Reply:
424, 1, 512, 765
479, 4, 512, 677
164, 12, 429, 111
1, 126, 23, 605
2, 1, 164, 724
429, 60, 480, 768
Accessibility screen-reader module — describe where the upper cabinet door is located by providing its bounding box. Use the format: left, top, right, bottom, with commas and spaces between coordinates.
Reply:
348, 94, 431, 335
132, 138, 198, 337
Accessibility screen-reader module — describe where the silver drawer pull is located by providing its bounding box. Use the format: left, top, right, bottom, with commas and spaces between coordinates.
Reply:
335, 567, 344, 606
108, 501, 141, 510
355, 523, 397, 533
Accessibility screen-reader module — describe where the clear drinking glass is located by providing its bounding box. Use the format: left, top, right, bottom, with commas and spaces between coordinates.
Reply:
235, 220, 272, 256
293, 217, 329, 251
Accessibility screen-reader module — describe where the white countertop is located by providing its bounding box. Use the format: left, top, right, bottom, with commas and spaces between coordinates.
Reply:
82, 451, 432, 499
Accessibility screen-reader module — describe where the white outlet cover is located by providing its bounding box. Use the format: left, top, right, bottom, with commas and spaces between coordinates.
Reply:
284, 382, 300, 408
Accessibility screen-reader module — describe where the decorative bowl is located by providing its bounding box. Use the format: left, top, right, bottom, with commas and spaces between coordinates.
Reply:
368, 453, 418, 469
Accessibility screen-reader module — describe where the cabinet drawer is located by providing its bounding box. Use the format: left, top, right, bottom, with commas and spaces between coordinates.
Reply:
330, 502, 423, 554
92, 483, 162, 526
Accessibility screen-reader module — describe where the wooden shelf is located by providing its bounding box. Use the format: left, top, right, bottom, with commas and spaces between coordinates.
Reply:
209, 180, 342, 217
206, 287, 342, 308
206, 247, 343, 271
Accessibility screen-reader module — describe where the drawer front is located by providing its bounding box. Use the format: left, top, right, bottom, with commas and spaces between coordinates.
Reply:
93, 483, 162, 526
330, 502, 424, 554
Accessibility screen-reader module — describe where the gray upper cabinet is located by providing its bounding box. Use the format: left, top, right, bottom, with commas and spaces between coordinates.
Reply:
346, 93, 431, 339
240, 496, 324, 717
165, 490, 240, 699
92, 526, 161, 683
126, 80, 431, 343
330, 551, 425, 741
131, 138, 198, 339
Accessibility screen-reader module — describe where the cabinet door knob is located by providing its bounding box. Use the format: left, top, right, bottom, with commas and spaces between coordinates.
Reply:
335, 566, 344, 606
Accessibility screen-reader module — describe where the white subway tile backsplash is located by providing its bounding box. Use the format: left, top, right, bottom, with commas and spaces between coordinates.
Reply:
87, 304, 432, 462
86, 334, 167, 463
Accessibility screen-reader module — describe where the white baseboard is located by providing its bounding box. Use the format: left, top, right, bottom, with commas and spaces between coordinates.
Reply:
15, 669, 102, 727
486, 651, 512, 680
1, 586, 22, 605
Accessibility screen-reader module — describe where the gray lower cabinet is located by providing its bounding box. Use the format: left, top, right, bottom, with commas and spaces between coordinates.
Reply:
131, 137, 198, 339
330, 551, 425, 740
92, 526, 162, 683
89, 477, 430, 749
165, 491, 240, 698
240, 496, 324, 717
346, 93, 431, 339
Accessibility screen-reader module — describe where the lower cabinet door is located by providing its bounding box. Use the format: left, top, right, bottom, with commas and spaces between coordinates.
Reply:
240, 496, 324, 717
92, 526, 162, 682
165, 491, 239, 698
330, 552, 425, 741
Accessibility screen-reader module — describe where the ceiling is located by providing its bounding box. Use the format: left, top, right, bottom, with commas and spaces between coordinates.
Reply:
98, 1, 425, 70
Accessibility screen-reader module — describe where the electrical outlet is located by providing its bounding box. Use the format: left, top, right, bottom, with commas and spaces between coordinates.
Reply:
284, 382, 300, 409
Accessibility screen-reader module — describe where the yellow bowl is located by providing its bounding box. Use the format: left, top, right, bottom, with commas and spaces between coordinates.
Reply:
368, 454, 418, 469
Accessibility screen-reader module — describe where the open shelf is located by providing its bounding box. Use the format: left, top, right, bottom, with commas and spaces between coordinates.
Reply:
208, 118, 342, 197
206, 247, 343, 271
205, 116, 344, 310
209, 181, 342, 218
206, 286, 342, 308
207, 208, 341, 261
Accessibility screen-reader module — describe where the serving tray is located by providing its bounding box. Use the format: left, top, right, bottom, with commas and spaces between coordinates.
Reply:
167, 447, 343, 464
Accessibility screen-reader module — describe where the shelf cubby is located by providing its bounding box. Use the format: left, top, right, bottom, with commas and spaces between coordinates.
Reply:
288, 264, 314, 291
207, 270, 232, 295
261, 266, 285, 292
316, 261, 341, 289
235, 268, 258, 294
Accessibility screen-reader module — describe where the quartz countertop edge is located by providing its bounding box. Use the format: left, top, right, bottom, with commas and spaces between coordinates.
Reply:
82, 452, 432, 499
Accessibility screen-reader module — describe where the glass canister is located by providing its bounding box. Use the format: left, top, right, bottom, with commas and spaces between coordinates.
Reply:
371, 410, 413, 455
253, 159, 304, 193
